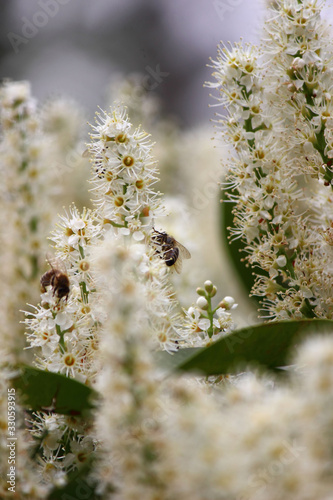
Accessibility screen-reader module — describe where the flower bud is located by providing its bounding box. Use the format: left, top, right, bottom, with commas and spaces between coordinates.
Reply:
219, 296, 236, 310
196, 287, 206, 296
196, 296, 209, 310
204, 280, 213, 293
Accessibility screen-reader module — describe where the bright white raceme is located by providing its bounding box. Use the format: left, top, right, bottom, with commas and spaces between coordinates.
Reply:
86, 106, 184, 352
25, 204, 102, 383
0, 81, 55, 361
87, 106, 164, 237
208, 0, 333, 320
0, 81, 84, 363
93, 234, 235, 498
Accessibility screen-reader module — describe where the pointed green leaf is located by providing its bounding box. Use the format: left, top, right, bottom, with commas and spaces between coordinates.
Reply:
156, 319, 333, 376
12, 366, 98, 416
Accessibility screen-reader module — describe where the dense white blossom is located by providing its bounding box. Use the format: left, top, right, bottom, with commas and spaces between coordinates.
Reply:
2, 2, 333, 495
86, 106, 164, 235
209, 0, 333, 320
95, 232, 333, 499
0, 81, 83, 363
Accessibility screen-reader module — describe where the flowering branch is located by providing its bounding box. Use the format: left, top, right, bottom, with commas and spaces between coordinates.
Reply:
208, 1, 333, 320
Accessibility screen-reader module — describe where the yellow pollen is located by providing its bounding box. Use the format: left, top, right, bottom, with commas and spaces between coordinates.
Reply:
123, 155, 134, 167
79, 261, 90, 272
116, 133, 127, 143
64, 354, 75, 366
115, 196, 124, 207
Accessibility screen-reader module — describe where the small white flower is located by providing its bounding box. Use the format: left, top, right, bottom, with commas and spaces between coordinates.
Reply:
55, 312, 73, 330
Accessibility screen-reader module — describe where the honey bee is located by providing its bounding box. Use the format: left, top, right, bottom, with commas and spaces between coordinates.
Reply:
40, 255, 70, 302
151, 229, 191, 273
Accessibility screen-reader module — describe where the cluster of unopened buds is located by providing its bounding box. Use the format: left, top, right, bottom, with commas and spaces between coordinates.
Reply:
183, 280, 237, 346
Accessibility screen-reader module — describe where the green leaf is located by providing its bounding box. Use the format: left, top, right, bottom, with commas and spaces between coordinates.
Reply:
221, 189, 260, 304
12, 366, 98, 416
154, 347, 198, 372
156, 319, 333, 376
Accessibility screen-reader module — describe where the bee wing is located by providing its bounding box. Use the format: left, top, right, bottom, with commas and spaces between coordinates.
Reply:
176, 241, 191, 260
45, 252, 68, 274
58, 260, 68, 274
173, 256, 183, 274
45, 252, 56, 269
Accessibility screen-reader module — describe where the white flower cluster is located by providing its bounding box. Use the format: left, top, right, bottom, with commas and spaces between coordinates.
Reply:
0, 81, 53, 361
22, 105, 191, 489
26, 409, 95, 490
25, 105, 183, 378
86, 106, 183, 353
166, 334, 333, 500
94, 236, 238, 498
23, 205, 101, 489
94, 235, 166, 497
209, 1, 333, 320
87, 106, 164, 236
25, 205, 101, 383
0, 81, 82, 363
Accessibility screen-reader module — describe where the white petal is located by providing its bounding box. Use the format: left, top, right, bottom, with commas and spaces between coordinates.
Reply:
71, 218, 85, 230
133, 231, 145, 241
198, 318, 210, 330
276, 255, 287, 267
68, 234, 79, 246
